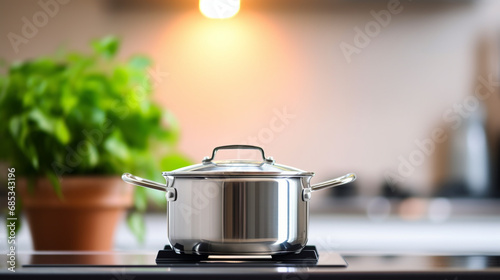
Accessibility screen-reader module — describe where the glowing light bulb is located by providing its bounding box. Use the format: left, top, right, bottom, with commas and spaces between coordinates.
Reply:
199, 0, 240, 19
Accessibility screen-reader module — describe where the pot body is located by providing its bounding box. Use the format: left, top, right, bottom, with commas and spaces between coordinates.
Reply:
122, 145, 356, 255
166, 177, 310, 255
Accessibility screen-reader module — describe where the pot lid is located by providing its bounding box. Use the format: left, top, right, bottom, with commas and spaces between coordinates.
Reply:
163, 145, 314, 177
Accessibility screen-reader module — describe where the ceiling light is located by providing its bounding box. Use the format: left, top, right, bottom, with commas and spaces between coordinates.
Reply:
199, 0, 240, 19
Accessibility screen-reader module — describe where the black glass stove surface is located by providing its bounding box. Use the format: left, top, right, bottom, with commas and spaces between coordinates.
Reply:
155, 245, 347, 267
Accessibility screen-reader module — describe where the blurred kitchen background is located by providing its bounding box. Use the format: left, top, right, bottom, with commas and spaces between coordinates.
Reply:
1, 0, 499, 253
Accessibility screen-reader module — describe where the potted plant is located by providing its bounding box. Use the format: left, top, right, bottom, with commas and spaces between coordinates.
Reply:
0, 36, 191, 250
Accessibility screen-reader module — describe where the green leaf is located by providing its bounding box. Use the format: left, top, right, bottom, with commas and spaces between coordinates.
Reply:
54, 119, 70, 144
161, 110, 180, 145
92, 36, 120, 58
133, 186, 147, 212
46, 171, 63, 200
104, 132, 130, 161
128, 56, 151, 70
0, 76, 7, 103
89, 108, 106, 126
8, 115, 22, 138
28, 109, 53, 134
22, 143, 39, 170
28, 57, 58, 73
127, 212, 145, 243
84, 141, 99, 167
17, 117, 30, 151
112, 67, 129, 85
61, 86, 78, 114
22, 90, 37, 107
160, 153, 193, 171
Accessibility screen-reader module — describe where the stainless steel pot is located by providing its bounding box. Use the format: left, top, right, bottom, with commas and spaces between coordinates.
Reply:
122, 145, 356, 255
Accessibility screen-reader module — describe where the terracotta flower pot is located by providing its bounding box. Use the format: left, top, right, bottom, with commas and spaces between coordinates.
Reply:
19, 176, 133, 251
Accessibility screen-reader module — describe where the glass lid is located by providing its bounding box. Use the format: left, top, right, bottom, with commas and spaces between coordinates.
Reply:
162, 145, 314, 177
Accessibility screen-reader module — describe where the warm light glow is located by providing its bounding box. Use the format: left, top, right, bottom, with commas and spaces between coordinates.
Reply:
199, 0, 240, 19
151, 11, 305, 159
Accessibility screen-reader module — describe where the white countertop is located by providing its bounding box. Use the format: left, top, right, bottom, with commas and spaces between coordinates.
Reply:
5, 213, 499, 255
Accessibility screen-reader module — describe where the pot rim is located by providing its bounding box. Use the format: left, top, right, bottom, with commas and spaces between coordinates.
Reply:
162, 171, 315, 178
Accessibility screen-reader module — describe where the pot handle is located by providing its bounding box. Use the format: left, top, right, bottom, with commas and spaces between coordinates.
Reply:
122, 173, 178, 201
122, 173, 168, 192
303, 173, 356, 201
311, 173, 356, 192
202, 145, 275, 164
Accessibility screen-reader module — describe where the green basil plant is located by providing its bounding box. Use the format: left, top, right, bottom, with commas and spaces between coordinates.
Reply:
0, 36, 191, 242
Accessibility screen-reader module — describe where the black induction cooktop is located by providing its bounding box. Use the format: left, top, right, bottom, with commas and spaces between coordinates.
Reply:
155, 245, 346, 267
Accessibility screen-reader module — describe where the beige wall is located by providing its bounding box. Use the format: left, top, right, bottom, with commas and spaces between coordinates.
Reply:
1, 0, 499, 196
